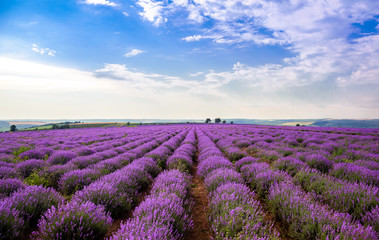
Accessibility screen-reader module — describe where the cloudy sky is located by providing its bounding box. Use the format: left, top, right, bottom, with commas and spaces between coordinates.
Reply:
0, 0, 378, 119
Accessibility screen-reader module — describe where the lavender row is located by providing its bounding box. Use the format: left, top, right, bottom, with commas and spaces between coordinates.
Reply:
166, 128, 197, 172
204, 127, 379, 234
0, 128, 159, 182
240, 162, 377, 239
109, 169, 193, 239
196, 128, 279, 239
31, 128, 192, 239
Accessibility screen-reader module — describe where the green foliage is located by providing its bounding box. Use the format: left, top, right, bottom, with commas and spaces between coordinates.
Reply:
12, 145, 31, 158
10, 125, 17, 132
24, 171, 49, 187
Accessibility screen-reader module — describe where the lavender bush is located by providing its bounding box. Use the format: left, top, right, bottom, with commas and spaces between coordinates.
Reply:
34, 200, 112, 240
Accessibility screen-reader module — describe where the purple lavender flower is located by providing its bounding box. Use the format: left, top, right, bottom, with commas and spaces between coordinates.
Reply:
273, 157, 306, 176
209, 182, 279, 239
304, 153, 333, 173
330, 162, 379, 186
48, 151, 77, 165
59, 169, 101, 195
0, 179, 25, 199
73, 181, 132, 218
15, 159, 46, 178
0, 167, 17, 179
8, 185, 64, 227
0, 200, 25, 240
197, 156, 233, 179
362, 206, 379, 232
235, 156, 258, 172
34, 200, 112, 240
204, 168, 244, 193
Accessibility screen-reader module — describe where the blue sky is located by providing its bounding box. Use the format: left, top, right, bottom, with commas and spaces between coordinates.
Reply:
0, 0, 378, 119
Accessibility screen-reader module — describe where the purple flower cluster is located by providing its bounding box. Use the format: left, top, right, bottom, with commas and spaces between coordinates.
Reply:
15, 159, 46, 178
294, 168, 378, 221
0, 200, 24, 240
166, 130, 196, 172
109, 170, 193, 240
235, 156, 258, 172
197, 128, 279, 239
0, 179, 25, 199
59, 168, 101, 195
268, 181, 376, 239
273, 156, 306, 176
330, 162, 379, 186
2, 185, 64, 228
34, 200, 112, 240
303, 153, 334, 173
241, 162, 291, 198
48, 151, 77, 165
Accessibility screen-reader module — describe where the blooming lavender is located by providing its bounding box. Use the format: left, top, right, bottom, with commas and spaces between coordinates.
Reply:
15, 159, 46, 178
0, 200, 25, 240
59, 168, 101, 195
110, 169, 193, 240
209, 182, 279, 240
273, 156, 306, 176
197, 156, 233, 179
235, 156, 258, 172
294, 167, 378, 221
268, 181, 376, 239
7, 185, 64, 227
204, 168, 244, 193
0, 166, 17, 179
304, 153, 334, 173
330, 162, 379, 186
48, 151, 77, 165
0, 179, 25, 199
73, 181, 132, 218
34, 200, 112, 240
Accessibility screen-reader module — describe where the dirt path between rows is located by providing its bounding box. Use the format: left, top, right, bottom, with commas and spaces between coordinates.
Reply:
185, 160, 212, 240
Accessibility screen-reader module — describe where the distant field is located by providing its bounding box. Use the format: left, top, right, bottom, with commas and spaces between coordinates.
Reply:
8, 121, 46, 125
282, 121, 315, 126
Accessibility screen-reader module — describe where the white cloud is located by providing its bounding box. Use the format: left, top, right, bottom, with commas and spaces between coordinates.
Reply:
136, 0, 167, 26
189, 72, 204, 77
124, 49, 144, 57
182, 35, 203, 42
0, 57, 378, 119
32, 44, 56, 57
82, 0, 118, 7
136, 0, 379, 88
122, 11, 129, 16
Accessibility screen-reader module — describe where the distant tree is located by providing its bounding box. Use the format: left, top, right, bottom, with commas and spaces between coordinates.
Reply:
230, 121, 234, 124
127, 122, 130, 126
222, 120, 226, 124
61, 124, 70, 129
215, 118, 221, 124
205, 118, 211, 123
52, 124, 59, 129
296, 124, 300, 127
10, 125, 17, 132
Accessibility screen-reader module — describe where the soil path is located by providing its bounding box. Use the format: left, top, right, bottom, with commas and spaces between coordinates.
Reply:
185, 157, 212, 240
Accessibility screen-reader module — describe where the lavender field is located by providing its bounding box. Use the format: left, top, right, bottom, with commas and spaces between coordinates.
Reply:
0, 124, 378, 240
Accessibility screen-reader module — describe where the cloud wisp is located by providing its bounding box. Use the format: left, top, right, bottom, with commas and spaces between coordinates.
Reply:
32, 44, 56, 56
82, 0, 119, 7
124, 49, 145, 57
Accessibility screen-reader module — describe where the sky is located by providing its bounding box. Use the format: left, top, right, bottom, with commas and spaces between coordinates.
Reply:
0, 0, 379, 119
